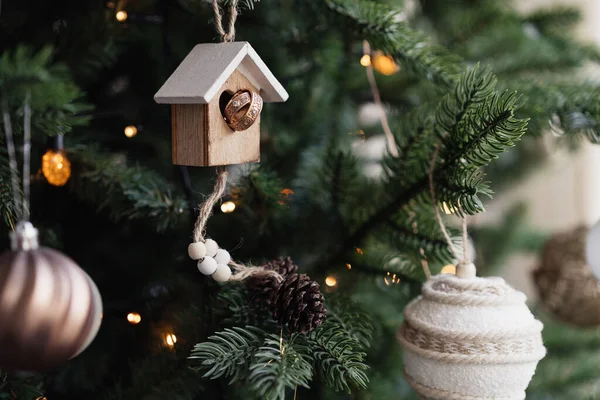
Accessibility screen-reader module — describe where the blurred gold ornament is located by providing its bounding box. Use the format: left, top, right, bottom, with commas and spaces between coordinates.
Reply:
124, 125, 138, 138
116, 10, 128, 22
220, 201, 236, 213
127, 312, 141, 324
360, 54, 372, 67
371, 52, 399, 76
533, 226, 600, 327
441, 264, 456, 274
164, 333, 177, 348
42, 149, 71, 187
325, 276, 337, 287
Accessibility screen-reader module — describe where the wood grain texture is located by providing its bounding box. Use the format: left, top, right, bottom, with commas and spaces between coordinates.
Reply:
170, 70, 260, 166
154, 42, 288, 104
172, 104, 207, 166
207, 69, 260, 166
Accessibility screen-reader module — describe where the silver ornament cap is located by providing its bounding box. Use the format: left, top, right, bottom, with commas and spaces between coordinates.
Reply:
10, 221, 39, 251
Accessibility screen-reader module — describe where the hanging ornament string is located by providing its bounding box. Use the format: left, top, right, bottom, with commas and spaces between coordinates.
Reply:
212, 0, 238, 42
1, 94, 32, 225
428, 142, 474, 278
190, 168, 281, 283
362, 41, 399, 158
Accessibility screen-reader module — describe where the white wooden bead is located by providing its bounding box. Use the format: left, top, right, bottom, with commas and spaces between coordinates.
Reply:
204, 239, 219, 257
188, 242, 207, 260
214, 249, 231, 265
212, 264, 232, 282
197, 257, 218, 275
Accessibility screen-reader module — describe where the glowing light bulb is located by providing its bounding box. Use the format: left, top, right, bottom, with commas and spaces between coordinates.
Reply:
346, 263, 352, 270
441, 264, 456, 275
355, 247, 364, 255
42, 149, 71, 186
116, 10, 128, 22
372, 52, 399, 76
360, 54, 372, 67
221, 201, 236, 213
127, 312, 142, 324
325, 276, 337, 287
124, 125, 138, 138
164, 333, 177, 348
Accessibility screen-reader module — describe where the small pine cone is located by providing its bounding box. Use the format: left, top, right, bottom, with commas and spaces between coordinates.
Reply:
246, 257, 299, 306
272, 273, 327, 333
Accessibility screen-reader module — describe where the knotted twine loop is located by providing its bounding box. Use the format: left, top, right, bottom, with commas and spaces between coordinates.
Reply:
428, 141, 473, 279
191, 168, 281, 283
212, 0, 238, 42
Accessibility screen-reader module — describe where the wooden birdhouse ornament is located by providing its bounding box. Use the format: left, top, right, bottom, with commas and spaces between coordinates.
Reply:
154, 42, 288, 166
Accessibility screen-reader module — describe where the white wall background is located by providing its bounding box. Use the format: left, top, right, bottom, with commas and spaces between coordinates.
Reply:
483, 0, 600, 296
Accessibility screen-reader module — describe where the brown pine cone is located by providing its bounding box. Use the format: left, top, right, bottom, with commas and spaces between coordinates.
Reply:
272, 273, 327, 333
246, 257, 299, 306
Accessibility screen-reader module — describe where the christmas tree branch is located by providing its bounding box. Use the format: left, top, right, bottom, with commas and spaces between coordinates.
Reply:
69, 146, 189, 232
322, 0, 463, 88
189, 326, 265, 383
247, 335, 313, 400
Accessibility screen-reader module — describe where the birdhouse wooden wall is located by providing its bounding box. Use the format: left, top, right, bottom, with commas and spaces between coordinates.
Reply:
171, 69, 261, 167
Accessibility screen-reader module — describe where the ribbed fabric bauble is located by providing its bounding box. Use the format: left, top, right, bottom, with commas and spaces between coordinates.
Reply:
398, 274, 546, 400
0, 222, 103, 371
533, 226, 600, 327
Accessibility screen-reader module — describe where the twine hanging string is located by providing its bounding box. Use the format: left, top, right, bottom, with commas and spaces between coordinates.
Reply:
191, 169, 281, 283
428, 142, 473, 278
212, 0, 238, 42
1, 95, 32, 225
363, 41, 399, 158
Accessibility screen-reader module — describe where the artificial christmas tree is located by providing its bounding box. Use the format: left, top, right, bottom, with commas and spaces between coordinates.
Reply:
0, 0, 599, 399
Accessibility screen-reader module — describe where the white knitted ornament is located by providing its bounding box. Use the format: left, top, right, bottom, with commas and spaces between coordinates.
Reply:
399, 274, 546, 400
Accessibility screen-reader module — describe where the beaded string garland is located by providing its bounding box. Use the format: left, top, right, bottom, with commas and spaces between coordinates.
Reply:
397, 142, 546, 400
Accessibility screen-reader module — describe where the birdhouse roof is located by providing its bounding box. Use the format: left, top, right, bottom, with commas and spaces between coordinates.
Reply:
154, 42, 288, 104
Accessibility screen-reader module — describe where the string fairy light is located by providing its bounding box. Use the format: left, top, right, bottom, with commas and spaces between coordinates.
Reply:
220, 200, 236, 213
371, 52, 400, 76
163, 332, 177, 348
116, 10, 128, 22
441, 264, 456, 274
360, 54, 372, 67
124, 125, 138, 138
346, 263, 352, 270
325, 276, 337, 287
126, 312, 141, 324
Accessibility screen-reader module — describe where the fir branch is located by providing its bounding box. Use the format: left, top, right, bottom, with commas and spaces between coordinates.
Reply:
325, 296, 374, 349
190, 326, 265, 383
322, 0, 463, 88
247, 335, 313, 400
307, 318, 369, 393
69, 146, 188, 232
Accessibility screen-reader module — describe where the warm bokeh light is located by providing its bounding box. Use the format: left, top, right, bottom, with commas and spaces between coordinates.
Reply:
372, 52, 399, 76
355, 247, 364, 255
124, 125, 138, 138
221, 201, 236, 213
116, 10, 128, 22
360, 54, 372, 67
127, 312, 141, 324
325, 276, 337, 287
35, 397, 47, 400
384, 271, 400, 285
281, 188, 294, 196
164, 333, 177, 348
346, 263, 352, 270
441, 264, 457, 274
42, 149, 71, 187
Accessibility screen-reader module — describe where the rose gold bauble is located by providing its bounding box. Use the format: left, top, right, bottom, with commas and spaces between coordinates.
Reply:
533, 226, 600, 327
0, 222, 103, 370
